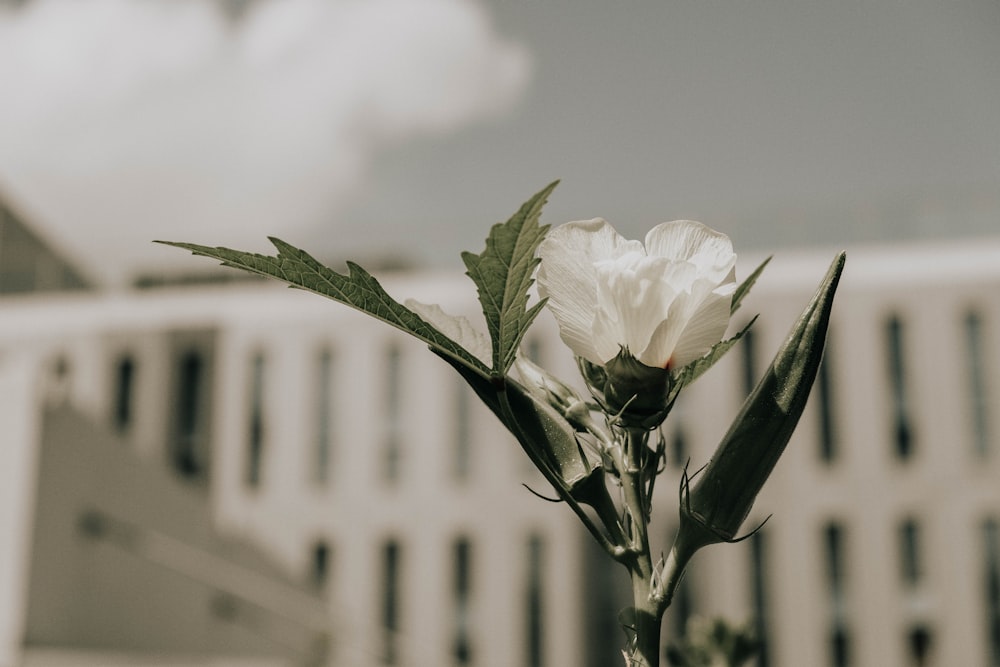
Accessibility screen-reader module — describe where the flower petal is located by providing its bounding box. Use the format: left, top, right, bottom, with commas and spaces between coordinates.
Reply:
634, 262, 697, 367
644, 220, 736, 285
537, 219, 642, 364
593, 253, 678, 364
667, 286, 735, 368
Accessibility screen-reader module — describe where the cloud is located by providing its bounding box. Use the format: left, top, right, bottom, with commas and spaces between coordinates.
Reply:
0, 0, 530, 285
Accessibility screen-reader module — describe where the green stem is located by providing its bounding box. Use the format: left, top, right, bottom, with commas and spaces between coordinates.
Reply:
654, 542, 689, 618
618, 427, 662, 667
628, 579, 663, 667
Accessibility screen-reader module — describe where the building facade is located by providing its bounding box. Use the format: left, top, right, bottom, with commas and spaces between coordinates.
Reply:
1, 237, 999, 666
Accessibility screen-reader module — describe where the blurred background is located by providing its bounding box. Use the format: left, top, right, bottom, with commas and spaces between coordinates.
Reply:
0, 1, 998, 666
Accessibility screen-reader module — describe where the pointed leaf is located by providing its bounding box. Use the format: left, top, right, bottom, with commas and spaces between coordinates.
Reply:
155, 237, 492, 379
731, 256, 771, 315
461, 181, 558, 375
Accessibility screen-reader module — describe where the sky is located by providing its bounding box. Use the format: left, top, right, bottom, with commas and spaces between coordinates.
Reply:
0, 0, 998, 285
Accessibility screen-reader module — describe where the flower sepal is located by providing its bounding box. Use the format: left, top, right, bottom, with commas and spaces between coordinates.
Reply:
603, 350, 675, 429
577, 350, 676, 430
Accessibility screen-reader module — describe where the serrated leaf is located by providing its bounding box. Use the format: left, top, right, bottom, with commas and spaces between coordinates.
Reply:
155, 237, 492, 379
731, 256, 771, 315
461, 181, 558, 375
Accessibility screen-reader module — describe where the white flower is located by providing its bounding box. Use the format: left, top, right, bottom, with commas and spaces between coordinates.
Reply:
536, 219, 737, 370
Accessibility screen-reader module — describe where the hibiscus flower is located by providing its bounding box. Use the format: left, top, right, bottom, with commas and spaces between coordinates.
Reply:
536, 219, 737, 371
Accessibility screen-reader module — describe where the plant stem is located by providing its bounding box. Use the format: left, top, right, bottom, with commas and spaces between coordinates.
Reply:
628, 581, 663, 667
619, 427, 663, 667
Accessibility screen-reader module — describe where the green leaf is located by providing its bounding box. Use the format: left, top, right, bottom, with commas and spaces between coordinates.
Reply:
731, 256, 771, 315
461, 181, 558, 375
155, 237, 492, 379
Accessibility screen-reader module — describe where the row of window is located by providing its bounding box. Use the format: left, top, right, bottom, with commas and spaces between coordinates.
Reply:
732, 308, 994, 467
738, 516, 1000, 667
357, 534, 547, 666
305, 533, 547, 666
106, 340, 485, 489
111, 347, 213, 483
812, 517, 1000, 666
106, 304, 994, 487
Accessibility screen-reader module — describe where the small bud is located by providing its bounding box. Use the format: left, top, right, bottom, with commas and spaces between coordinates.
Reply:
603, 351, 673, 429
514, 357, 593, 431
684, 252, 845, 542
489, 376, 622, 521
437, 352, 608, 501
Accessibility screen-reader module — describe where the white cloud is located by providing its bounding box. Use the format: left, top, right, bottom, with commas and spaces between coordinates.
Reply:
0, 0, 530, 285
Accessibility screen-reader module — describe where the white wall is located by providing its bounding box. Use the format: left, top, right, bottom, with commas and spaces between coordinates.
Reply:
1, 238, 999, 666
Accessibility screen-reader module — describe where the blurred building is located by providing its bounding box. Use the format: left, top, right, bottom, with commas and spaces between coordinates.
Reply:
0, 196, 91, 296
1, 201, 999, 667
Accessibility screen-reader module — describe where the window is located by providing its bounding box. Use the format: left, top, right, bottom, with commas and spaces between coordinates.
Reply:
246, 352, 266, 488
313, 348, 334, 485
453, 379, 472, 481
830, 625, 850, 667
750, 529, 771, 667
312, 540, 330, 591
906, 625, 932, 667
965, 311, 992, 458
453, 537, 473, 665
526, 534, 545, 667
670, 421, 688, 469
898, 518, 922, 587
174, 350, 207, 480
582, 533, 626, 667
816, 339, 838, 463
983, 519, 1000, 666
886, 315, 915, 460
383, 345, 403, 483
112, 354, 136, 434
823, 521, 850, 667
381, 540, 402, 664
824, 522, 845, 601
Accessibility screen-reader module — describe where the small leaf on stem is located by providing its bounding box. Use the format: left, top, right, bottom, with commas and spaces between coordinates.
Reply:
461, 181, 558, 375
730, 256, 771, 315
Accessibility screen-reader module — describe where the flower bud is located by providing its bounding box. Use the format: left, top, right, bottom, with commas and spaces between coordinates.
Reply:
513, 357, 595, 435
602, 351, 673, 429
436, 352, 614, 508
682, 252, 845, 542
